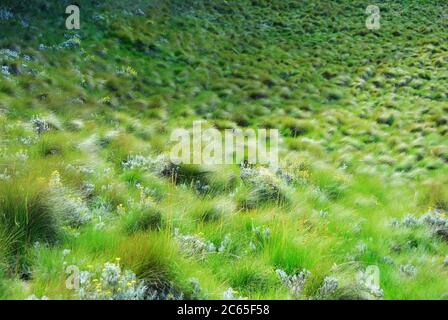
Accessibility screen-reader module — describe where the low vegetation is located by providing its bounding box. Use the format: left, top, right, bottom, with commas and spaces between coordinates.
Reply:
0, 0, 447, 299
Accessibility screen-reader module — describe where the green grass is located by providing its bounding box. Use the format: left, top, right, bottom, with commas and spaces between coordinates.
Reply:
0, 0, 447, 300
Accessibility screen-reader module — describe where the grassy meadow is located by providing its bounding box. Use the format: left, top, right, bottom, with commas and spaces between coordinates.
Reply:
0, 0, 447, 300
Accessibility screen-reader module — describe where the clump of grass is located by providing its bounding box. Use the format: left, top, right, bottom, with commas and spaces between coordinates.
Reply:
2, 0, 448, 300
0, 178, 60, 274
123, 154, 235, 196
310, 167, 348, 201
0, 266, 22, 299
121, 206, 163, 234
419, 180, 448, 211
75, 261, 148, 300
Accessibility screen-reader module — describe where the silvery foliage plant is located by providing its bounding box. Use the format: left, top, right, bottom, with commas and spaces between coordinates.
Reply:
122, 154, 179, 178
0, 8, 14, 21
174, 228, 216, 257
399, 264, 417, 278
222, 288, 245, 300
318, 276, 339, 299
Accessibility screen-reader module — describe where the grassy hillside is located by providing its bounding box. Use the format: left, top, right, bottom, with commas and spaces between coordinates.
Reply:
0, 0, 447, 299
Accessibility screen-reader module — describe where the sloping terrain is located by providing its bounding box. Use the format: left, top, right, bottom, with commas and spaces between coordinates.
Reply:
0, 0, 447, 299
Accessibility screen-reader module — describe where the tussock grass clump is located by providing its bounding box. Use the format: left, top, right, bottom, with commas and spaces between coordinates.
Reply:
188, 201, 225, 223
174, 164, 208, 186
0, 178, 59, 273
123, 155, 237, 196
75, 261, 148, 300
121, 206, 163, 234
116, 232, 187, 297
419, 180, 448, 211
226, 261, 279, 297
35, 134, 72, 157
177, 165, 239, 196
174, 229, 217, 258
122, 154, 179, 182
237, 167, 291, 209
310, 167, 349, 201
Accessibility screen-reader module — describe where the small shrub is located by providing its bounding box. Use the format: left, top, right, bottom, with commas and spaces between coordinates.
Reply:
276, 269, 310, 299
227, 262, 276, 297
174, 229, 216, 258
238, 166, 290, 209
189, 202, 224, 223
122, 206, 163, 234
47, 171, 91, 228
30, 116, 49, 134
